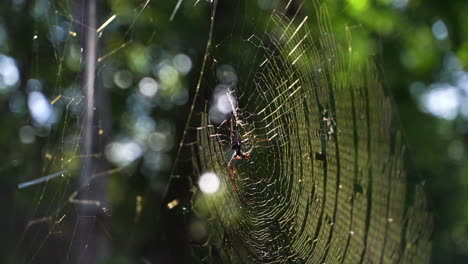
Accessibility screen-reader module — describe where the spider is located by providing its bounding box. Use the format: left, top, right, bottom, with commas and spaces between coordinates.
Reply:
216, 107, 269, 191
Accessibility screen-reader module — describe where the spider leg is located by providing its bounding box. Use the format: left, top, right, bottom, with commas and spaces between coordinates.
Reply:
239, 128, 270, 143
253, 136, 269, 142
218, 118, 228, 128
214, 119, 229, 147
242, 160, 269, 184
227, 158, 238, 191
227, 153, 243, 191
231, 155, 249, 182
235, 154, 270, 185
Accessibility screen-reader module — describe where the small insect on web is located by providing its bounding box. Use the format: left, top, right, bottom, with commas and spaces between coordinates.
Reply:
321, 109, 338, 141
214, 87, 270, 191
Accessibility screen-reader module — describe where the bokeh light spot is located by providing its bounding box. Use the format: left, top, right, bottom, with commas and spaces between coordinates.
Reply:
114, 70, 133, 89
158, 65, 179, 86
148, 132, 168, 151
392, 0, 408, 10
105, 140, 142, 167
421, 84, 459, 120
189, 219, 209, 244
138, 77, 158, 97
173, 54, 192, 75
19, 125, 36, 144
0, 54, 20, 92
216, 64, 237, 84
26, 78, 42, 92
347, 0, 369, 12
143, 151, 170, 172
28, 91, 52, 125
210, 84, 236, 123
48, 25, 66, 46
198, 172, 220, 194
432, 19, 448, 41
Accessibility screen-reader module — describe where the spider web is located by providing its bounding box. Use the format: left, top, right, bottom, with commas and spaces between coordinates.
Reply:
172, 0, 433, 263
4, 0, 433, 263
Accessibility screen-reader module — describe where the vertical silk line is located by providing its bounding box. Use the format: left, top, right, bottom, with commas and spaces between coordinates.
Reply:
171, 0, 218, 174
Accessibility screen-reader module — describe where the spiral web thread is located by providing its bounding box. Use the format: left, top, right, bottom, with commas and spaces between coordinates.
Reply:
175, 0, 433, 263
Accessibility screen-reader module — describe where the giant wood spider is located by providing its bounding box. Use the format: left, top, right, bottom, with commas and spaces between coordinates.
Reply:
215, 95, 269, 191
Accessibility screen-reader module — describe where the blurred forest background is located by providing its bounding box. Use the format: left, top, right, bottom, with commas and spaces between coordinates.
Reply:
0, 0, 467, 263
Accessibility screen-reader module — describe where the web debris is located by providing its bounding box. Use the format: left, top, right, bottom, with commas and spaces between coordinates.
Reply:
18, 170, 67, 189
